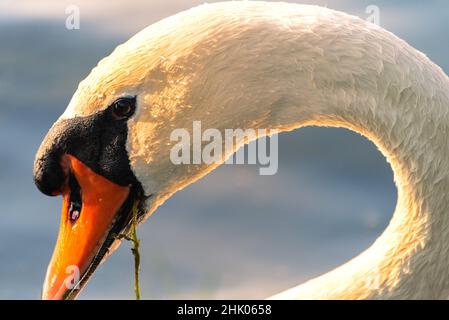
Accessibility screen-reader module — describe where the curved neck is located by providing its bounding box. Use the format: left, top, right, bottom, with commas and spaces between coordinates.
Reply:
274, 102, 449, 299
264, 39, 449, 299
187, 13, 449, 299
128, 3, 449, 299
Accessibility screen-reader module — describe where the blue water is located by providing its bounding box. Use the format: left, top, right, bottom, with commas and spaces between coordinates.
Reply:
0, 0, 447, 299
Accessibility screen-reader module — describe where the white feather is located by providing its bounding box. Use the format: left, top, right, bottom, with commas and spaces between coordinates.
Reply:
61, 2, 449, 299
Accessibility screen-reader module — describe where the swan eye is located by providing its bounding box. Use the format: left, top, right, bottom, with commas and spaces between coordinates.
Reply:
111, 97, 136, 120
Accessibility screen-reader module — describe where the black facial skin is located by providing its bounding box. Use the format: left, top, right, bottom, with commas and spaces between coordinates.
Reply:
33, 96, 147, 300
33, 97, 139, 194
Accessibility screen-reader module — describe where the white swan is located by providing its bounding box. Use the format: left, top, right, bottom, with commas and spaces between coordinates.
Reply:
33, 1, 449, 299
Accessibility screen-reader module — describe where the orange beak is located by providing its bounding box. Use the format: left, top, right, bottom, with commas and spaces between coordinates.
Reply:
42, 155, 131, 300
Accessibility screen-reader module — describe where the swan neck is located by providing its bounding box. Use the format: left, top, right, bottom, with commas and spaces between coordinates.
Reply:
270, 53, 449, 299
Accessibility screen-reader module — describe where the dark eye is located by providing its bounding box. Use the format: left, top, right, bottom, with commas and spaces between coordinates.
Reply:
111, 97, 136, 120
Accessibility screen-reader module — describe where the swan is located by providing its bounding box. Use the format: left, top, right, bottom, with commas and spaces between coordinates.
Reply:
33, 1, 449, 300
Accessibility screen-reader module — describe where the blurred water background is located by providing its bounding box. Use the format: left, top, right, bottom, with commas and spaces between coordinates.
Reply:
0, 0, 447, 299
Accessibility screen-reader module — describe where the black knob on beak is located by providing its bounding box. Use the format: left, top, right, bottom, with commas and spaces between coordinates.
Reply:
33, 122, 68, 196
33, 150, 66, 196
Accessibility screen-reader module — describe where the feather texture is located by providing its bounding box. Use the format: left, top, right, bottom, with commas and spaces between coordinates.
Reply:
60, 2, 449, 299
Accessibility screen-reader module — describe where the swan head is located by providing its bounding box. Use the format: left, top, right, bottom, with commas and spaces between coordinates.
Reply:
32, 27, 199, 299
33, 2, 265, 300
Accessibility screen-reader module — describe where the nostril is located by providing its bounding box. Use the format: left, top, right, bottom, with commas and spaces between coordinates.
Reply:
68, 173, 82, 222
33, 153, 67, 196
